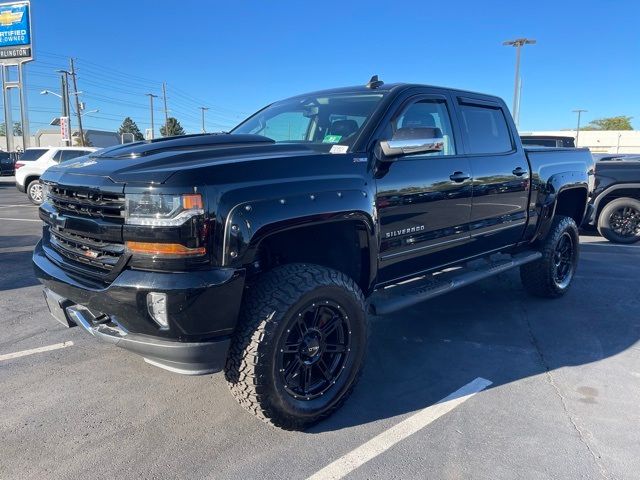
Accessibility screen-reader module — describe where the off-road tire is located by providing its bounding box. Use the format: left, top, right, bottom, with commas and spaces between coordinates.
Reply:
520, 215, 579, 298
27, 179, 44, 205
597, 197, 640, 244
225, 263, 368, 430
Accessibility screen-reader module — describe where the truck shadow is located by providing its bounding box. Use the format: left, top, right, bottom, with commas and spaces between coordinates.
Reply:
309, 248, 640, 433
0, 240, 40, 291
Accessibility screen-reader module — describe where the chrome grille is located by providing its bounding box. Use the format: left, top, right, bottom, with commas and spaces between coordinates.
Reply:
49, 228, 124, 272
49, 184, 125, 221
44, 183, 126, 277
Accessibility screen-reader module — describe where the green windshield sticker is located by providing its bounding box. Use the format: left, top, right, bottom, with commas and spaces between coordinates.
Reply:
322, 134, 342, 143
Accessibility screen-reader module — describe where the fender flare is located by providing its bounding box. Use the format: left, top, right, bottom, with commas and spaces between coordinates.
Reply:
531, 171, 589, 242
221, 188, 377, 284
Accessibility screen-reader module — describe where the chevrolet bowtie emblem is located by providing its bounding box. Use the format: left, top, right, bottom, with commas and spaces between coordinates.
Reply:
0, 10, 23, 27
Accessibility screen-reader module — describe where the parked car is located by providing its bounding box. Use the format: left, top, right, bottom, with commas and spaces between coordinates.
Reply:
585, 154, 640, 243
0, 150, 15, 176
33, 79, 593, 429
520, 135, 576, 148
15, 147, 97, 204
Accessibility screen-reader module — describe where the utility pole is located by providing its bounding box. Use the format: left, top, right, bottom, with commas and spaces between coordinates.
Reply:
200, 107, 209, 133
162, 82, 169, 135
572, 109, 587, 147
69, 58, 85, 146
146, 93, 158, 139
503, 38, 536, 128
57, 70, 72, 146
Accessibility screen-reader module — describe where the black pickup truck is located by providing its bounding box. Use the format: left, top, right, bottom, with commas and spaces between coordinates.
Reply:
34, 78, 594, 429
585, 154, 640, 244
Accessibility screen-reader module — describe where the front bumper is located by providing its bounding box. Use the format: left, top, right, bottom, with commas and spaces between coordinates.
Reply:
34, 240, 245, 374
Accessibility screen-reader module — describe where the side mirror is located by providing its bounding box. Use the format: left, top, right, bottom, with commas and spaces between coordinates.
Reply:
377, 137, 444, 161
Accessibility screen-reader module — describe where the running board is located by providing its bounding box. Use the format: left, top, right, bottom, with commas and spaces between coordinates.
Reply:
369, 251, 542, 316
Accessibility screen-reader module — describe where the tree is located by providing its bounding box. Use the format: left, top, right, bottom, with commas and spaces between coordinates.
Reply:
73, 132, 93, 147
118, 117, 144, 141
583, 116, 633, 131
160, 117, 185, 137
0, 122, 23, 136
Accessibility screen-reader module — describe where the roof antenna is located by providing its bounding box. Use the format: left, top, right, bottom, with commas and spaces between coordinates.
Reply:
366, 75, 384, 89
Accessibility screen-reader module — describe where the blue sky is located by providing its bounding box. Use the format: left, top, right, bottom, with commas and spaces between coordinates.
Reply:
17, 0, 640, 135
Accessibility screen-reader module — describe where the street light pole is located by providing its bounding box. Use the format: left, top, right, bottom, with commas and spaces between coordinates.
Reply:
200, 107, 209, 133
503, 38, 536, 128
572, 109, 587, 147
57, 71, 71, 146
146, 93, 158, 139
69, 58, 85, 146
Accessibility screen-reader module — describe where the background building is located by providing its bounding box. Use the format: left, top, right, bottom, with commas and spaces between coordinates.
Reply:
0, 128, 120, 150
521, 130, 640, 153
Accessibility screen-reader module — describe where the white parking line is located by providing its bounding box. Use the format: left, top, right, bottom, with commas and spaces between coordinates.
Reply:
0, 217, 41, 222
0, 341, 74, 362
307, 377, 492, 480
0, 204, 38, 208
581, 242, 639, 249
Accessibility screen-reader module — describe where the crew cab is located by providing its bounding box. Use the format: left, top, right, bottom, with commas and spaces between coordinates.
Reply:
15, 146, 97, 204
33, 78, 594, 429
586, 154, 640, 243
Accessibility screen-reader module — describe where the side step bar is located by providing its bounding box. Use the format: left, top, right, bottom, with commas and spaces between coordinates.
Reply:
369, 251, 542, 316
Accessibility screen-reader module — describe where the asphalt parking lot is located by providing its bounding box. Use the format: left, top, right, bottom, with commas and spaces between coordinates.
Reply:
1, 175, 639, 480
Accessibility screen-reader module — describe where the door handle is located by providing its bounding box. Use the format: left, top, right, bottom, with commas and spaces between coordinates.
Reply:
449, 171, 470, 183
512, 167, 527, 176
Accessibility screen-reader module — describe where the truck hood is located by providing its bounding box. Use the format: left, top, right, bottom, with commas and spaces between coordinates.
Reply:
44, 134, 316, 185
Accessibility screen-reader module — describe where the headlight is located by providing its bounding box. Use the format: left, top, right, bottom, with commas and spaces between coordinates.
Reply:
125, 193, 204, 226
42, 183, 52, 202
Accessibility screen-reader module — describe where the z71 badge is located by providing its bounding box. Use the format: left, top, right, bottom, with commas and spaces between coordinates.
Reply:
385, 225, 425, 238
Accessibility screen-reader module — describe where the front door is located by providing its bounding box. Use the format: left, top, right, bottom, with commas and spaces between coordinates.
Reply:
375, 94, 473, 284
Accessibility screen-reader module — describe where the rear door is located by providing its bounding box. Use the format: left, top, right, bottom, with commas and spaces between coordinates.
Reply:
454, 96, 529, 253
375, 91, 473, 283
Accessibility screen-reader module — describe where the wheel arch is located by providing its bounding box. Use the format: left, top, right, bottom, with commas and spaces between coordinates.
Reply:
592, 183, 640, 223
222, 191, 377, 294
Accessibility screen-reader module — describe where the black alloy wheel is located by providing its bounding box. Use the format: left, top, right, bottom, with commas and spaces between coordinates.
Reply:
598, 197, 640, 244
609, 206, 640, 238
520, 215, 580, 298
278, 300, 351, 401
552, 232, 575, 289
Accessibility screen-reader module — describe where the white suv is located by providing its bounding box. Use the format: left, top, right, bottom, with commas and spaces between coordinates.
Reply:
15, 147, 97, 204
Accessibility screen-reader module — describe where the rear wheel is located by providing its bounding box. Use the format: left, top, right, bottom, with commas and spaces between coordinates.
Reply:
27, 179, 44, 205
225, 263, 368, 430
520, 215, 579, 298
597, 197, 640, 244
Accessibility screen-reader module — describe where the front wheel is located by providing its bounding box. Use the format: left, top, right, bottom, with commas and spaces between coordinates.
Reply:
597, 197, 640, 244
27, 179, 44, 205
225, 263, 368, 430
520, 215, 580, 298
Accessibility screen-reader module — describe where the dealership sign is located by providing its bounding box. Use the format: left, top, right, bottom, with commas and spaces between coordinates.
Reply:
60, 116, 69, 141
0, 1, 32, 63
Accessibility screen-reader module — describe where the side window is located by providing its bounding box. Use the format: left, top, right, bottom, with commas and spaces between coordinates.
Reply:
51, 150, 63, 162
459, 103, 513, 154
250, 111, 312, 142
60, 151, 85, 162
384, 98, 456, 156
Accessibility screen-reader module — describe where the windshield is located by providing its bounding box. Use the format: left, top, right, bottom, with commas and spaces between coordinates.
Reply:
232, 92, 385, 149
19, 149, 48, 161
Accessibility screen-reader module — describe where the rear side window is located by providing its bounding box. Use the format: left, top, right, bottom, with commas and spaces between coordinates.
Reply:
19, 148, 48, 161
459, 103, 513, 154
60, 150, 89, 162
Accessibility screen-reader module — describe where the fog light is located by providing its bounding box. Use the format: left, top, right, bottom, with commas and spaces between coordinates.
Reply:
147, 292, 168, 329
